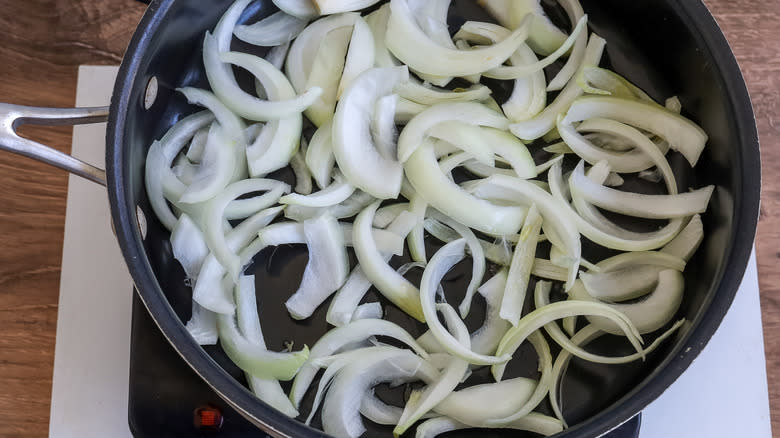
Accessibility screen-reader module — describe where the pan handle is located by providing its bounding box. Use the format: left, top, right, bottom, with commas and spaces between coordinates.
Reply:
0, 103, 110, 186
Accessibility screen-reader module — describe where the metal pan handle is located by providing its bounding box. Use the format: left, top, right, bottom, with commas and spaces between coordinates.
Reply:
0, 103, 110, 186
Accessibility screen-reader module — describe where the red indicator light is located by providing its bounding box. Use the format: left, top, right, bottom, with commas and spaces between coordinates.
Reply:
194, 404, 224, 431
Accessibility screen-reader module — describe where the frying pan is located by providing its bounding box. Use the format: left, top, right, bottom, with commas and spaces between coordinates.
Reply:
0, 0, 760, 437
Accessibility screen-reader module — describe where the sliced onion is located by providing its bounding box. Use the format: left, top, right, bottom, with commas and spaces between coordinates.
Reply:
321, 347, 435, 438
570, 270, 685, 335
396, 82, 492, 106
290, 144, 313, 195
571, 161, 714, 219
193, 207, 284, 314
421, 239, 511, 365
337, 16, 375, 98
350, 302, 383, 321
493, 300, 643, 381
501, 204, 543, 326
398, 102, 509, 163
364, 3, 401, 68
405, 138, 527, 236
416, 413, 564, 438
186, 301, 218, 346
386, 0, 532, 77
395, 303, 470, 435
662, 214, 704, 262
171, 213, 210, 280
371, 94, 399, 161
279, 172, 355, 207
314, 0, 382, 14
289, 318, 429, 408
548, 160, 683, 251
549, 320, 684, 426
219, 51, 310, 177
510, 33, 606, 140
265, 41, 291, 70
234, 275, 300, 417
563, 96, 709, 166
258, 221, 405, 256
477, 0, 568, 56
283, 189, 375, 222
285, 214, 349, 320
395, 97, 428, 123
272, 0, 317, 18
332, 66, 409, 199
234, 10, 308, 47
546, 0, 587, 91
305, 120, 336, 189
353, 202, 426, 321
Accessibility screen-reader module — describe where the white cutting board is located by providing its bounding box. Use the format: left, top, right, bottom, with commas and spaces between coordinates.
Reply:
48, 66, 771, 438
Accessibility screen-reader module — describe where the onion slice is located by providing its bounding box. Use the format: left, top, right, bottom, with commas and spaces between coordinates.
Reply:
234, 11, 308, 47
332, 66, 409, 199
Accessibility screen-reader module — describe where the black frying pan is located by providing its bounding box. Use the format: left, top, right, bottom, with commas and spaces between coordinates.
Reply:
0, 0, 760, 437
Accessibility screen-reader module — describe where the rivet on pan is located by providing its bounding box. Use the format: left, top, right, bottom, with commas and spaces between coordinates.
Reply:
144, 76, 158, 110
136, 206, 148, 240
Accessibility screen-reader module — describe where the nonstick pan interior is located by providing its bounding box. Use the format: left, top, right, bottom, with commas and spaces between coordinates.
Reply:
107, 0, 760, 437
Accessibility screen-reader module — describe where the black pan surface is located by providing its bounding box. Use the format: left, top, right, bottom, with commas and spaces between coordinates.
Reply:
106, 1, 760, 437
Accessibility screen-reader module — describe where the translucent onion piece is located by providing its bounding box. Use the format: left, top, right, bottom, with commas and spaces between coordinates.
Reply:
456, 16, 587, 81
493, 300, 643, 381
186, 301, 218, 346
546, 0, 587, 91
666, 96, 683, 113
477, 0, 568, 56
289, 319, 428, 408
290, 145, 313, 195
470, 174, 581, 289
305, 120, 336, 189
314, 0, 383, 14
426, 210, 486, 318
373, 202, 410, 228
435, 376, 536, 425
371, 94, 399, 161
548, 160, 682, 251
386, 0, 532, 77
205, 12, 322, 122
484, 331, 553, 425
285, 214, 350, 320
398, 101, 509, 164
286, 13, 358, 123
186, 127, 209, 163
204, 179, 290, 282
558, 116, 678, 178
326, 211, 416, 326
406, 0, 457, 85
279, 173, 355, 207
662, 214, 704, 262
216, 311, 309, 381
321, 348, 436, 438
171, 213, 209, 279
234, 11, 308, 47
396, 81, 492, 106
571, 161, 714, 219
353, 202, 426, 321
563, 96, 709, 166
395, 303, 470, 435
220, 51, 308, 177
421, 239, 511, 365
407, 192, 428, 263
405, 138, 527, 236
364, 3, 401, 68
192, 207, 284, 314
337, 16, 375, 98
351, 302, 383, 321
570, 270, 685, 335
266, 41, 291, 70
428, 122, 538, 179
415, 413, 564, 438
235, 275, 300, 417
577, 66, 656, 103
501, 204, 543, 326
395, 97, 428, 124
272, 0, 318, 19
332, 66, 409, 199
510, 33, 606, 141
548, 320, 684, 425
283, 189, 376, 222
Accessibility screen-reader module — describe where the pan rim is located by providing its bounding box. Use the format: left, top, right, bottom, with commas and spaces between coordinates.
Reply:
105, 0, 761, 437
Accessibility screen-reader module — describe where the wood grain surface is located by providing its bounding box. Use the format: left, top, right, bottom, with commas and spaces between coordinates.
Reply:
0, 1, 776, 437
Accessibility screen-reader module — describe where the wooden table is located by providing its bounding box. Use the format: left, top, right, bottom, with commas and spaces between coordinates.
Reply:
0, 1, 776, 436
